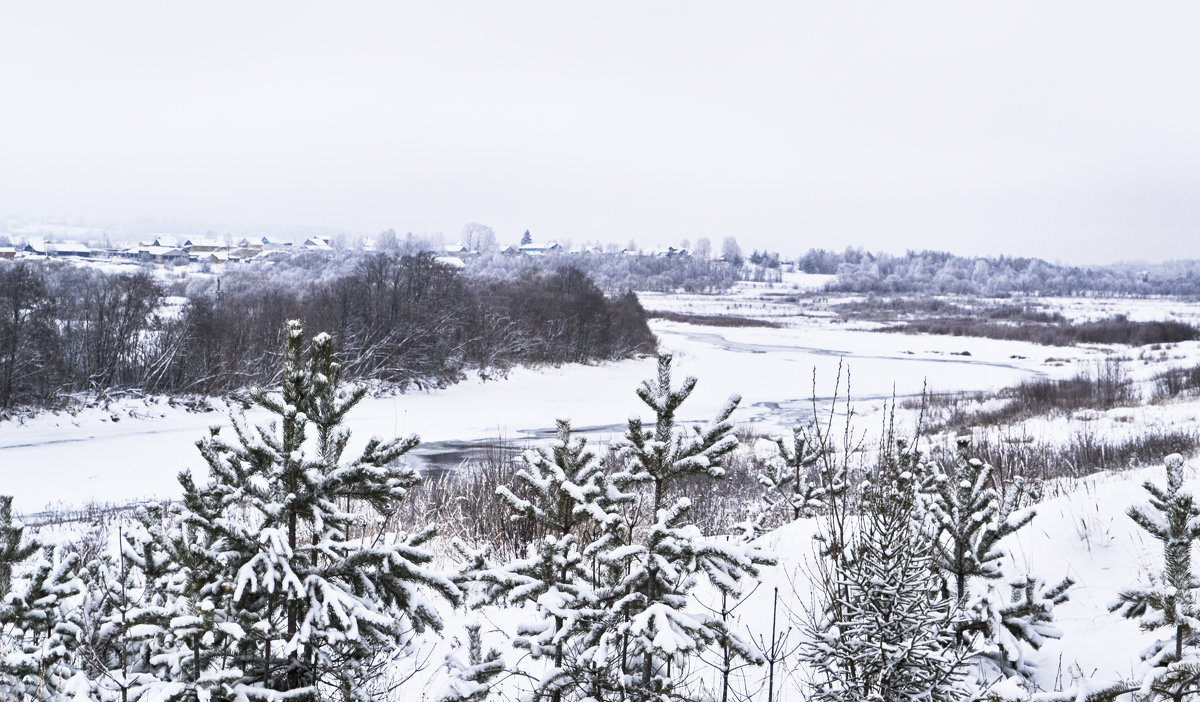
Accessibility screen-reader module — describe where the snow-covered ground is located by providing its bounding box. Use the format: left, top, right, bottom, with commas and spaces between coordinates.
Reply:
411, 447, 1197, 700
684, 461, 1182, 700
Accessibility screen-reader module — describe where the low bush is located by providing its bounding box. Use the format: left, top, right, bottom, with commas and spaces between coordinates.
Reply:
645, 310, 782, 328
927, 427, 1200, 485
880, 315, 1199, 347
926, 360, 1136, 433
1153, 363, 1200, 401
835, 297, 1064, 324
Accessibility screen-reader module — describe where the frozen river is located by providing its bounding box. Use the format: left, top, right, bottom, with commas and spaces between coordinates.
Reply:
0, 317, 1081, 514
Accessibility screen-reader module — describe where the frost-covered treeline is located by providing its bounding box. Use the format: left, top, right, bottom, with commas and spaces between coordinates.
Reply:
0, 254, 655, 409
798, 247, 1200, 297
462, 251, 740, 294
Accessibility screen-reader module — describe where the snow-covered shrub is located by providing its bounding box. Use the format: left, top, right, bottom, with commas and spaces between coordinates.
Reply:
0, 498, 88, 701
435, 621, 505, 702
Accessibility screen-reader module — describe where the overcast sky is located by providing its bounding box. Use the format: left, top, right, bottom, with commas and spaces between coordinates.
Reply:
3, 2, 1199, 264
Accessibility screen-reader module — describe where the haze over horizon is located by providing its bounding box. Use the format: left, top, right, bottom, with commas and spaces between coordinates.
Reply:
4, 2, 1199, 266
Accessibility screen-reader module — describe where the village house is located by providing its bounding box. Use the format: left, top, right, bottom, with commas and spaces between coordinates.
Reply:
184, 238, 228, 254
135, 246, 189, 264
518, 241, 561, 255
259, 236, 292, 250
303, 236, 333, 251
23, 241, 92, 258
443, 242, 476, 258
143, 236, 184, 249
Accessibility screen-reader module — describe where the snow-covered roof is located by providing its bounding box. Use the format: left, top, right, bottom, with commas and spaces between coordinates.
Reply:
228, 247, 259, 259
434, 255, 466, 269
253, 249, 292, 261
138, 246, 188, 257
186, 238, 226, 249
519, 241, 560, 254
26, 241, 91, 255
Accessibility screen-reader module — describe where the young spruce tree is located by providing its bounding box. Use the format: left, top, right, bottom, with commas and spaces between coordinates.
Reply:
803, 439, 967, 702
474, 418, 621, 701
0, 497, 88, 701
926, 437, 1073, 677
742, 425, 833, 539
436, 621, 505, 702
1110, 453, 1200, 702
604, 354, 772, 699
139, 321, 460, 700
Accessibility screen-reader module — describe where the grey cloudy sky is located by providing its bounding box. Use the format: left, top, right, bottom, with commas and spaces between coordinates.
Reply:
3, 2, 1199, 264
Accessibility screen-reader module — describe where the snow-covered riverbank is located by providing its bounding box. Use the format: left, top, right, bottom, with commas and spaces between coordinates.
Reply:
1, 305, 1089, 513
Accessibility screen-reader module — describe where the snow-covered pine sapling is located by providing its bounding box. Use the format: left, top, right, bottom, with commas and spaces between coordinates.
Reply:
0, 496, 89, 699
140, 500, 246, 697
605, 496, 770, 700
741, 427, 830, 540
0, 496, 36, 600
615, 353, 741, 516
72, 519, 175, 701
769, 425, 828, 521
1110, 453, 1200, 702
147, 321, 459, 700
436, 621, 505, 702
481, 418, 620, 701
608, 354, 773, 698
971, 575, 1072, 679
927, 436, 1073, 676
0, 547, 87, 701
802, 440, 968, 702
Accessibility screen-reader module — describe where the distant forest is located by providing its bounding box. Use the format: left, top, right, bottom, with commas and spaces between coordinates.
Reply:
463, 250, 742, 293
462, 243, 1200, 297
0, 253, 656, 410
797, 247, 1200, 296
